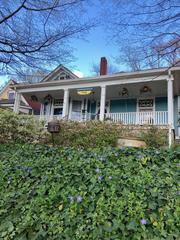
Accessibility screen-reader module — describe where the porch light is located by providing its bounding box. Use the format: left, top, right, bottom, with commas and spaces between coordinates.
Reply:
77, 88, 93, 95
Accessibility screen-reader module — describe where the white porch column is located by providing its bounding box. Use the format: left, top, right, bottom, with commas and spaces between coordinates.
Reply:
178, 96, 180, 112
100, 86, 106, 121
62, 89, 69, 119
39, 104, 44, 121
178, 96, 180, 138
167, 72, 174, 147
13, 92, 21, 113
50, 101, 54, 121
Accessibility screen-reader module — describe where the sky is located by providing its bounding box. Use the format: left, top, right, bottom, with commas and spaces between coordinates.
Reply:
68, 1, 124, 77
0, 1, 123, 88
70, 26, 122, 77
0, 26, 121, 86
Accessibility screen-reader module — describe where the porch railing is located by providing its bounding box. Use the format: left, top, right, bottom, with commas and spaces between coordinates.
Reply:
105, 111, 168, 125
36, 111, 168, 125
35, 114, 63, 122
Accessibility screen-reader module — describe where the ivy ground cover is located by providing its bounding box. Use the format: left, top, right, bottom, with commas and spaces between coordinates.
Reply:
0, 145, 179, 239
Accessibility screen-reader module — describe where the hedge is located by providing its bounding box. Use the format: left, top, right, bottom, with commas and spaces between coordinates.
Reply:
0, 109, 168, 148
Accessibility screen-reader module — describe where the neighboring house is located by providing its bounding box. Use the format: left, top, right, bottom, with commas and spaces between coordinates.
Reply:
12, 58, 180, 145
0, 80, 40, 114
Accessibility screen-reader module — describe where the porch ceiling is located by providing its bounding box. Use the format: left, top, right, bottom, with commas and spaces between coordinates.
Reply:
22, 78, 179, 102
106, 80, 168, 99
23, 89, 64, 102
22, 88, 102, 102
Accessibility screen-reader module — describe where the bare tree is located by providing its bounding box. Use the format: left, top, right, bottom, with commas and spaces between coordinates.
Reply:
156, 38, 180, 65
118, 45, 142, 71
117, 43, 169, 71
16, 69, 48, 83
102, 0, 180, 68
0, 0, 94, 74
119, 41, 179, 71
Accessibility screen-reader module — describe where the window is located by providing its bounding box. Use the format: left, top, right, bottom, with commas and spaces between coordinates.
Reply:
8, 91, 15, 100
54, 99, 63, 106
54, 108, 63, 115
54, 72, 71, 81
72, 100, 82, 112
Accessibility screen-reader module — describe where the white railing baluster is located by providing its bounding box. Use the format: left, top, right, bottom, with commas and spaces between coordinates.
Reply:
104, 111, 168, 125
37, 111, 168, 126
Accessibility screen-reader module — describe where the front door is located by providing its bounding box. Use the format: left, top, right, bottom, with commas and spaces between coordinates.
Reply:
138, 99, 154, 124
71, 100, 82, 121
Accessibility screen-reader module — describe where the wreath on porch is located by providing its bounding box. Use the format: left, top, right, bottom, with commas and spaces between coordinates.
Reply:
140, 85, 151, 94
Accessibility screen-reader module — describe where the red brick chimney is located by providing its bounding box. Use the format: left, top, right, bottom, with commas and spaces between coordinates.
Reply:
100, 57, 107, 75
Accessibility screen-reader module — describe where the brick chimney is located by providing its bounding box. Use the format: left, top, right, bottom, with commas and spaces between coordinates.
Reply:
100, 57, 107, 75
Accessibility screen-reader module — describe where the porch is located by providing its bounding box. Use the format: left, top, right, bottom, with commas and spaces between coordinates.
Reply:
12, 67, 180, 146
31, 80, 173, 128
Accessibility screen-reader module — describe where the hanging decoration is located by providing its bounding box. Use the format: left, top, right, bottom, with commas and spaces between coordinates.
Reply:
121, 87, 129, 96
44, 94, 52, 104
140, 86, 151, 94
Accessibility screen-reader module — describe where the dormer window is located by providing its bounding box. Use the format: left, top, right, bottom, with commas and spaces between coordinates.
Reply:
54, 72, 69, 80
59, 72, 66, 80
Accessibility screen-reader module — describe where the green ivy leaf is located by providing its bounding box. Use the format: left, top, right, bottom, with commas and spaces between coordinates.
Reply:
127, 221, 137, 231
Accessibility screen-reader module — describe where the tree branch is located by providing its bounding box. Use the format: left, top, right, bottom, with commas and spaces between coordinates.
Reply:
0, 0, 27, 24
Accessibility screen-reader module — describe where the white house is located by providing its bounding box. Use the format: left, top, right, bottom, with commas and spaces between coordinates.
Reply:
12, 58, 180, 146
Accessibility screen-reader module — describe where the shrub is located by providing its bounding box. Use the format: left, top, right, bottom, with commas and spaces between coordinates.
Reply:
0, 109, 169, 148
0, 144, 179, 239
51, 121, 122, 149
141, 126, 168, 148
0, 109, 48, 143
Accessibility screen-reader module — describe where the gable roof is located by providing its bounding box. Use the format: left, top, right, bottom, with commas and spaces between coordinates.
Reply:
41, 64, 79, 82
0, 79, 17, 97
